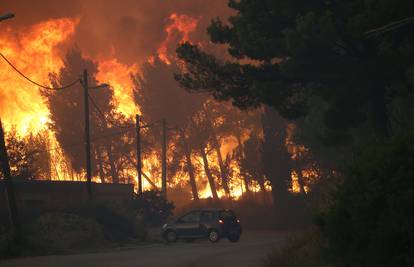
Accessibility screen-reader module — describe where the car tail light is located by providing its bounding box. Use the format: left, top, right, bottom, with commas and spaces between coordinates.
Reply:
218, 219, 224, 224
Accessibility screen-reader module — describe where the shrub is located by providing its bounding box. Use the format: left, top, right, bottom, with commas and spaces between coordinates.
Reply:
61, 202, 147, 242
264, 230, 332, 267
25, 212, 105, 251
316, 133, 414, 267
129, 190, 174, 227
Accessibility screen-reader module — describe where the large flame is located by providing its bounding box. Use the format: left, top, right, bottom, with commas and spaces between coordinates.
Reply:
0, 18, 78, 134
96, 59, 139, 117
0, 14, 311, 202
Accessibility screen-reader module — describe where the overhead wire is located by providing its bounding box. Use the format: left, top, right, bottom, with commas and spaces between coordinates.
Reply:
34, 127, 135, 155
87, 93, 135, 129
88, 93, 160, 130
0, 53, 79, 91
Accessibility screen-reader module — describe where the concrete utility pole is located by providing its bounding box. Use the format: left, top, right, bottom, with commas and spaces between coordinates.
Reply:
136, 114, 143, 196
0, 120, 20, 235
82, 69, 92, 201
161, 119, 167, 198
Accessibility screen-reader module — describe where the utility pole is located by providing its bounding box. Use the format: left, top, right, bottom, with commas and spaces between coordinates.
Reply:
161, 119, 167, 198
136, 114, 142, 196
82, 69, 92, 202
0, 120, 20, 236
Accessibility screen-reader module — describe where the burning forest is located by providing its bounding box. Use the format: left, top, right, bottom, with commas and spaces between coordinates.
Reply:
0, 1, 316, 205
3, 1, 412, 266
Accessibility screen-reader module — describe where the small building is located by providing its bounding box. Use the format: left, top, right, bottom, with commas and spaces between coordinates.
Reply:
0, 180, 134, 213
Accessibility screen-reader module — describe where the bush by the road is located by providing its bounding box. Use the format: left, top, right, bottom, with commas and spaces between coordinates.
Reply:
266, 133, 414, 267
264, 230, 332, 267
68, 202, 147, 242
25, 212, 105, 251
316, 133, 414, 267
128, 190, 174, 227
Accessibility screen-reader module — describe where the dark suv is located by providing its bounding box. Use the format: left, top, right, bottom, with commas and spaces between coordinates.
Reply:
161, 209, 242, 243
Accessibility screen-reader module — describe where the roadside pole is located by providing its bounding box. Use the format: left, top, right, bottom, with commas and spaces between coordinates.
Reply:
82, 69, 92, 202
0, 119, 20, 236
136, 114, 143, 196
161, 119, 167, 198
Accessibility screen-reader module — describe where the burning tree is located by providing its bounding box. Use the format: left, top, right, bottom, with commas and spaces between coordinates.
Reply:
0, 127, 51, 180
133, 57, 207, 200
43, 48, 134, 183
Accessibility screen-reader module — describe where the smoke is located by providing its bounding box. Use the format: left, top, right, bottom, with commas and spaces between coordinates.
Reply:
2, 0, 232, 65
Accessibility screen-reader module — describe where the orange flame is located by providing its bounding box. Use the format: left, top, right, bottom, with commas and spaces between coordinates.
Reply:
0, 18, 78, 134
157, 13, 199, 64
0, 15, 279, 202
96, 59, 139, 117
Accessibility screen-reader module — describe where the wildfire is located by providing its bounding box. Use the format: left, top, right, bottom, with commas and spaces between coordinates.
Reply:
96, 59, 139, 117
157, 13, 199, 64
0, 18, 78, 134
0, 13, 315, 203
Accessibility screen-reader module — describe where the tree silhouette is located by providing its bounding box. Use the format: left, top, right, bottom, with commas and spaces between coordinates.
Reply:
133, 57, 207, 199
0, 127, 50, 180
44, 48, 133, 183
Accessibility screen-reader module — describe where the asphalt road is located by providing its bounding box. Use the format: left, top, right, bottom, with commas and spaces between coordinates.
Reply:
1, 231, 287, 267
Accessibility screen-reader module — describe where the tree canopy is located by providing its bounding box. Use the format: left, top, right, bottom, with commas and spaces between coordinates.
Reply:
176, 0, 414, 136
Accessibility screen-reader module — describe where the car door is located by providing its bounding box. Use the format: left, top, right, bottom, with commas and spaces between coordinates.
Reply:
175, 211, 202, 237
199, 211, 215, 236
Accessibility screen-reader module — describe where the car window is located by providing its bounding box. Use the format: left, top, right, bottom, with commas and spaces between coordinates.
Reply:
220, 210, 236, 220
200, 211, 215, 222
179, 211, 201, 223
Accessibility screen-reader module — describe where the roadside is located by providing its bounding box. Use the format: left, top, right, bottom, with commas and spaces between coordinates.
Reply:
0, 231, 288, 267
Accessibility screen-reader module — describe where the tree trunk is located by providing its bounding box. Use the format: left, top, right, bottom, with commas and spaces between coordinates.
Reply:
235, 134, 251, 194
257, 176, 268, 202
105, 144, 119, 184
212, 137, 230, 196
295, 168, 307, 194
204, 108, 230, 196
261, 107, 292, 207
200, 145, 218, 200
180, 130, 199, 201
95, 146, 106, 183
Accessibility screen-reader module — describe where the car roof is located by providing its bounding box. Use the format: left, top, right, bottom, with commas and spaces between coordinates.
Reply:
194, 208, 232, 212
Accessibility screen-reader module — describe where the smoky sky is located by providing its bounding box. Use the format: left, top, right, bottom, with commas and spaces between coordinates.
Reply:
2, 0, 233, 65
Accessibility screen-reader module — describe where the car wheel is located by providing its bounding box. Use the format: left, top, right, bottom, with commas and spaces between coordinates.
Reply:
208, 229, 220, 243
228, 234, 240, 243
164, 230, 177, 243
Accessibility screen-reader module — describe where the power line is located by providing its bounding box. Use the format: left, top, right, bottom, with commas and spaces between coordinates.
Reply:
92, 128, 135, 141
34, 128, 135, 155
140, 122, 157, 129
88, 94, 159, 130
87, 93, 135, 129
0, 53, 79, 91
365, 16, 414, 38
